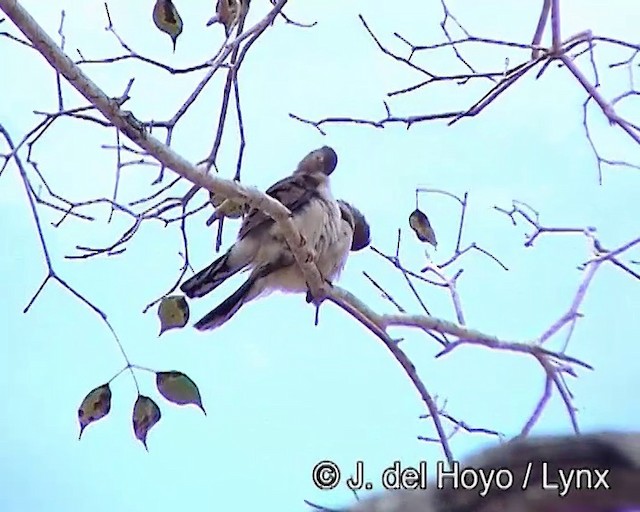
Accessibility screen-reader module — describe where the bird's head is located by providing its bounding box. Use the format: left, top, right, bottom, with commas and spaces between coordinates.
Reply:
296, 146, 338, 176
338, 200, 371, 251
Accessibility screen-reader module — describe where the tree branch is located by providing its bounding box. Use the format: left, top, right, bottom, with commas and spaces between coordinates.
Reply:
0, 0, 330, 299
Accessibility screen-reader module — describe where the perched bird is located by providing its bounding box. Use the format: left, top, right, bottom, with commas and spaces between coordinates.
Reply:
181, 146, 343, 331
153, 0, 183, 52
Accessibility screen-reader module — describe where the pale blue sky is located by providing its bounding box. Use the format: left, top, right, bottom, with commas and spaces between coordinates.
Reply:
1, 1, 639, 511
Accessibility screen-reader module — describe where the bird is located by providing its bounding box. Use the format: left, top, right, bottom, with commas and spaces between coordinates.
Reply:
191, 200, 364, 330
181, 146, 344, 331
153, 0, 183, 52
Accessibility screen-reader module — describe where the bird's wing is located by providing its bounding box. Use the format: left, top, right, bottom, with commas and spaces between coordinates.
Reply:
238, 172, 321, 239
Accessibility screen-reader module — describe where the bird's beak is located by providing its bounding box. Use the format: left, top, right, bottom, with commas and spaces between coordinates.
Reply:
206, 15, 219, 27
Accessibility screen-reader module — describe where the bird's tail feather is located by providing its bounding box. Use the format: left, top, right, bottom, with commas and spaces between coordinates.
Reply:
192, 262, 279, 331
193, 274, 260, 331
181, 252, 240, 299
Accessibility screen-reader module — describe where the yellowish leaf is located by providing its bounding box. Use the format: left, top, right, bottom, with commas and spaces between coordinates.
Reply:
156, 371, 206, 415
152, 0, 183, 52
214, 198, 246, 220
157, 295, 189, 335
217, 0, 243, 37
78, 383, 112, 439
132, 395, 161, 451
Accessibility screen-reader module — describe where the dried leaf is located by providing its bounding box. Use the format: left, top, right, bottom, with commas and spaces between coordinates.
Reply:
207, 190, 246, 224
132, 395, 161, 451
409, 208, 437, 248
152, 0, 183, 52
157, 295, 189, 335
209, 190, 224, 207
156, 371, 206, 415
213, 198, 246, 220
78, 383, 112, 439
217, 0, 243, 36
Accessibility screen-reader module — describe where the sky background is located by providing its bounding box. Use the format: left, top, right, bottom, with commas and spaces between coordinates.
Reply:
1, 1, 639, 511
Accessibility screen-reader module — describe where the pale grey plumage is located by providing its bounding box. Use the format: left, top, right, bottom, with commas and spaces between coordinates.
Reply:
313, 200, 356, 287
316, 199, 371, 284
181, 146, 344, 331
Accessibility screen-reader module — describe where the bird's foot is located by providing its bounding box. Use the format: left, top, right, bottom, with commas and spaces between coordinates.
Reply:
305, 279, 331, 304
296, 233, 316, 263
304, 248, 316, 264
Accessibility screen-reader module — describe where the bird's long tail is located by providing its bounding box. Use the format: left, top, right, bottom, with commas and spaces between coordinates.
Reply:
193, 278, 253, 331
192, 261, 282, 331
181, 252, 242, 299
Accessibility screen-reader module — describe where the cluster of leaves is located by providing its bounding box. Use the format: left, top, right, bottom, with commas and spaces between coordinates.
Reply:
78, 371, 205, 450
78, 294, 201, 449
